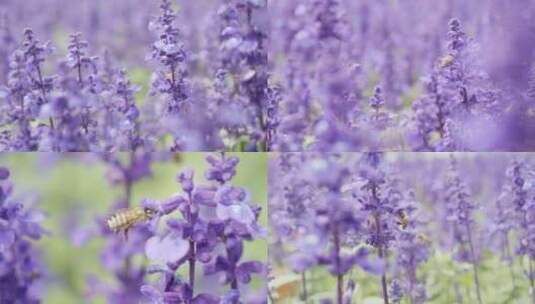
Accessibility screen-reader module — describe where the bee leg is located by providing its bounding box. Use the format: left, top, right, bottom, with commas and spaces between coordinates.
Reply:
123, 228, 130, 241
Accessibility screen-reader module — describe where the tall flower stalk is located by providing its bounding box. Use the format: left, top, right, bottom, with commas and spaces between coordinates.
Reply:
443, 157, 483, 304
490, 181, 518, 296
392, 191, 430, 304
141, 153, 265, 303
21, 29, 55, 129
148, 0, 188, 115
357, 153, 402, 304
507, 160, 535, 304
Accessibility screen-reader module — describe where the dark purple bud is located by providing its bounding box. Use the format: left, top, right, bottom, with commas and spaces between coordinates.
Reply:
177, 169, 194, 193
0, 168, 10, 180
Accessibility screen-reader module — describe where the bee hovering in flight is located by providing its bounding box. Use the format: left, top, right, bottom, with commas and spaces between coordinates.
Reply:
439, 54, 455, 68
396, 210, 409, 230
107, 207, 157, 239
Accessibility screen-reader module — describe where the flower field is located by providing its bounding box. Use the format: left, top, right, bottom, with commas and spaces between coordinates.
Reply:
269, 153, 535, 303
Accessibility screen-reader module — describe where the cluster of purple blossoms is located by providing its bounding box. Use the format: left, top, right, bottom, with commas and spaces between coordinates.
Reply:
0, 167, 46, 303
74, 152, 266, 303
0, 10, 15, 85
0, 27, 147, 152
211, 0, 270, 151
139, 153, 266, 303
440, 157, 483, 304
390, 191, 429, 304
408, 19, 503, 151
502, 160, 535, 300
269, 1, 535, 151
351, 153, 410, 303
147, 0, 188, 115
0, 0, 272, 152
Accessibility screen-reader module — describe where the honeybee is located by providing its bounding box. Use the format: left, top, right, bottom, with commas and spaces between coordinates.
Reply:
417, 233, 432, 245
107, 207, 157, 238
439, 54, 455, 68
396, 210, 409, 229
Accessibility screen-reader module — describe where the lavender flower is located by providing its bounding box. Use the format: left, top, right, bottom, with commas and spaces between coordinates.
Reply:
0, 167, 45, 303
141, 153, 266, 303
391, 191, 430, 304
0, 11, 15, 84
506, 160, 535, 301
66, 33, 98, 86
264, 86, 281, 151
442, 156, 483, 304
20, 29, 55, 126
0, 28, 58, 150
110, 70, 143, 150
148, 0, 188, 115
365, 86, 393, 132
354, 152, 403, 304
214, 0, 269, 150
487, 171, 520, 297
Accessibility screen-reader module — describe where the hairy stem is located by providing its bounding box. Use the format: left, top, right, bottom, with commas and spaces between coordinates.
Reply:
300, 272, 308, 302
379, 247, 389, 304
334, 226, 344, 304
466, 223, 483, 304
530, 259, 535, 304
229, 247, 239, 304
123, 153, 134, 273
408, 268, 415, 304
187, 191, 196, 303
454, 280, 462, 303
267, 287, 275, 303
434, 93, 445, 139
35, 65, 54, 130
372, 184, 389, 304
504, 234, 517, 299
76, 50, 83, 85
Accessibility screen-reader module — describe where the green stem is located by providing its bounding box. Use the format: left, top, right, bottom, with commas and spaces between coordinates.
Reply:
530, 259, 535, 304
300, 272, 308, 302
334, 225, 343, 304
466, 223, 483, 304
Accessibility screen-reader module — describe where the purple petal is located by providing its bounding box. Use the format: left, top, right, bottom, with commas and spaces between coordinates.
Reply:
145, 234, 189, 264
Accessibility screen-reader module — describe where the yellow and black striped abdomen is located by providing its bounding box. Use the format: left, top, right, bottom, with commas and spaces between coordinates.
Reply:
107, 208, 150, 233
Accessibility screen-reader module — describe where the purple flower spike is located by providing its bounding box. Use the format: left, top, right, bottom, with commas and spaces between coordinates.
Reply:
0, 166, 45, 303
140, 153, 265, 303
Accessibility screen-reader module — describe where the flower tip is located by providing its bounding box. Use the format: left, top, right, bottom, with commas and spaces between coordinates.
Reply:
0, 167, 10, 180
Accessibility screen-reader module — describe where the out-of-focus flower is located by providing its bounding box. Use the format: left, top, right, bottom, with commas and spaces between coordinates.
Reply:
0, 167, 45, 303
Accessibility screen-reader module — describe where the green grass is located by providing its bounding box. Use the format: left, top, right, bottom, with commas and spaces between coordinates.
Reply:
271, 249, 533, 304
